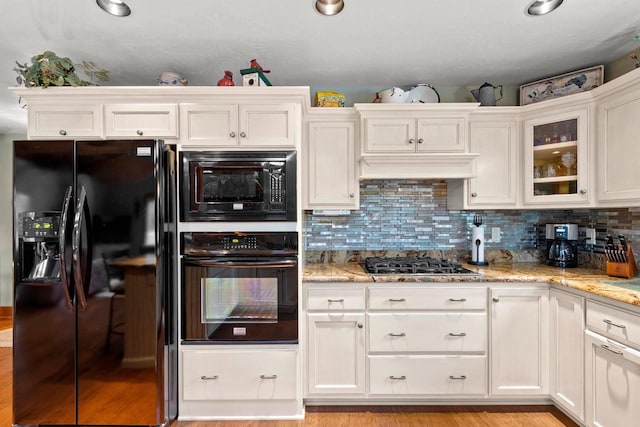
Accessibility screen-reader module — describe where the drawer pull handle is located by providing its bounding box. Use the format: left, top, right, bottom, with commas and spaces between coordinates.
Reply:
327, 298, 344, 303
389, 332, 406, 337
59, 129, 67, 136
448, 332, 467, 337
389, 375, 407, 380
449, 375, 467, 380
200, 375, 218, 380
603, 319, 626, 329
600, 344, 624, 356
388, 298, 406, 302
260, 374, 277, 380
449, 298, 467, 302
136, 129, 144, 136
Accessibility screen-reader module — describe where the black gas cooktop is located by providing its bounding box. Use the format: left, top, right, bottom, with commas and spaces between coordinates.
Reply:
364, 256, 477, 275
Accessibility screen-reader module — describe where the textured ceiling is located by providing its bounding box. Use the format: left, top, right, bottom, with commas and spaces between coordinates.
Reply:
1, 0, 640, 133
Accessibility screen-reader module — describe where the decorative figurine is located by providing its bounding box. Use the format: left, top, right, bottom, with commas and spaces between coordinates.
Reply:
250, 59, 270, 73
158, 71, 187, 86
217, 70, 235, 86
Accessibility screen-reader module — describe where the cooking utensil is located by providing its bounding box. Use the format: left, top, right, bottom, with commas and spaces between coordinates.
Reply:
473, 215, 482, 227
475, 238, 481, 263
618, 234, 628, 251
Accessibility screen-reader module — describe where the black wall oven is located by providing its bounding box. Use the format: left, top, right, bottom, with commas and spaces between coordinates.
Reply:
180, 151, 296, 221
181, 232, 298, 343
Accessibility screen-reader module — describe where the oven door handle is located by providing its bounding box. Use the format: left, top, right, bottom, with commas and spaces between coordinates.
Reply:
184, 258, 297, 269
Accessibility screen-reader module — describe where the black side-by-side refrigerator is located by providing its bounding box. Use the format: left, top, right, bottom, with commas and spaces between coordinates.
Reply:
12, 139, 177, 426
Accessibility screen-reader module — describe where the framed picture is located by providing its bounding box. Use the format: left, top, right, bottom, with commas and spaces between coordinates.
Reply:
520, 65, 604, 106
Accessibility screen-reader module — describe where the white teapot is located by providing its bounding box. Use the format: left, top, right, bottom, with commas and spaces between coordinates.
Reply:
374, 87, 408, 103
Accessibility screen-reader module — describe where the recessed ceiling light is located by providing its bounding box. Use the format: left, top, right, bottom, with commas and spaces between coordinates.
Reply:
526, 0, 563, 16
97, 0, 131, 17
316, 0, 344, 16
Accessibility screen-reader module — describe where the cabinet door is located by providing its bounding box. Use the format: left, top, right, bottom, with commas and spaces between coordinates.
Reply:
104, 104, 178, 138
306, 313, 365, 396
597, 88, 640, 204
362, 117, 416, 153
179, 104, 238, 146
304, 121, 358, 209
490, 287, 549, 395
416, 118, 466, 152
523, 109, 590, 206
28, 104, 103, 139
550, 289, 584, 422
467, 120, 518, 206
239, 104, 297, 147
585, 330, 640, 427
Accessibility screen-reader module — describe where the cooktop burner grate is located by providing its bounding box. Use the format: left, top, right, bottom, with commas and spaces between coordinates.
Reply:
364, 256, 477, 275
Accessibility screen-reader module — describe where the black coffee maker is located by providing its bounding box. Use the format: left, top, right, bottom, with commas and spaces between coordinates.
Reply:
546, 223, 578, 268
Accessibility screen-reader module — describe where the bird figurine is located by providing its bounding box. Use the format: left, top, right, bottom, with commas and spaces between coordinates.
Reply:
217, 70, 235, 86
250, 59, 270, 73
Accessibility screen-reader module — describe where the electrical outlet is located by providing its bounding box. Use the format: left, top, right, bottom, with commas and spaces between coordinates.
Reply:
586, 228, 597, 245
491, 227, 501, 243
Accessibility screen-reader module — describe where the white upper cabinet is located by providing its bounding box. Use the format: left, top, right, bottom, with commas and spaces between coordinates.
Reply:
303, 109, 359, 210
522, 100, 594, 207
180, 103, 298, 148
27, 103, 104, 139
448, 111, 520, 209
595, 68, 640, 206
105, 103, 178, 138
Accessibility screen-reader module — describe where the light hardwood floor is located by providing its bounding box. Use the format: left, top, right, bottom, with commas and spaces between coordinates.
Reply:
0, 318, 576, 427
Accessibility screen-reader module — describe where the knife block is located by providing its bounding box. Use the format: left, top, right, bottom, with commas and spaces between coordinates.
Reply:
606, 246, 638, 279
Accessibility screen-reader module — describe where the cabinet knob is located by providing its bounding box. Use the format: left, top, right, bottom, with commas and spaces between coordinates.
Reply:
230, 131, 236, 138
357, 323, 363, 329
408, 139, 415, 144
349, 193, 354, 198
418, 138, 424, 144
240, 131, 247, 138
59, 129, 67, 136
471, 193, 478, 198
136, 130, 144, 136
579, 189, 586, 195
492, 298, 500, 303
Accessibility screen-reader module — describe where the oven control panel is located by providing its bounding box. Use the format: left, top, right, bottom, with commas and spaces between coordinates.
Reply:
182, 231, 298, 256
223, 236, 258, 250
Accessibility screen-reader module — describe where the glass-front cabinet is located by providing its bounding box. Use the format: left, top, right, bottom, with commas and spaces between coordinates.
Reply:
523, 109, 590, 206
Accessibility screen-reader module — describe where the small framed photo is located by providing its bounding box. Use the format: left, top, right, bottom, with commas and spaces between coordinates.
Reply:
520, 65, 604, 106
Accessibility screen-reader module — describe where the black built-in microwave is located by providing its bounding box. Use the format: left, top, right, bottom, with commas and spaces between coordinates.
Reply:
180, 151, 296, 221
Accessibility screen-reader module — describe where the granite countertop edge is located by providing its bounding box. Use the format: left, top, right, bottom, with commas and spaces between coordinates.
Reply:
303, 262, 640, 307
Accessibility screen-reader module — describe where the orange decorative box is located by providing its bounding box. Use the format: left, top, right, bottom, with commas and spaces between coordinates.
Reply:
314, 90, 345, 107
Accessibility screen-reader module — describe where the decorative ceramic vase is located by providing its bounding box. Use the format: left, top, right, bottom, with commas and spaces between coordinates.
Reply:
217, 70, 235, 86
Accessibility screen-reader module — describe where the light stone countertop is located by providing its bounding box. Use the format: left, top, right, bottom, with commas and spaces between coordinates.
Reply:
303, 262, 640, 307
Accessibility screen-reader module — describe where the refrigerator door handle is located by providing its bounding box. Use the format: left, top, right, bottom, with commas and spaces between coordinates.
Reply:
72, 186, 91, 311
58, 185, 74, 312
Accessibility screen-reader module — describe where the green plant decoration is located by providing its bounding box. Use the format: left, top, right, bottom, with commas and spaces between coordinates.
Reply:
14, 50, 110, 88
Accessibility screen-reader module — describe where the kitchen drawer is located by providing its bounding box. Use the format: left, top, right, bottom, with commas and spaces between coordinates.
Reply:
306, 287, 365, 311
105, 103, 178, 138
182, 349, 297, 401
368, 312, 486, 353
28, 104, 103, 139
368, 287, 486, 311
369, 355, 487, 395
587, 300, 640, 349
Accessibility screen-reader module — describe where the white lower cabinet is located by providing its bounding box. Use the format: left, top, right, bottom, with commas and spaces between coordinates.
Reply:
585, 300, 640, 427
180, 347, 301, 419
369, 355, 487, 396
490, 287, 549, 396
550, 288, 585, 423
585, 329, 640, 427
306, 313, 365, 395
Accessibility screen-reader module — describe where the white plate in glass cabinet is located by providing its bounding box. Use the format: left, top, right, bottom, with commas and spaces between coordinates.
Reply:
523, 109, 590, 206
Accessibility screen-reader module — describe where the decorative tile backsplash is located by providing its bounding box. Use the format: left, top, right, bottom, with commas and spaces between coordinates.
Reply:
303, 180, 640, 267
